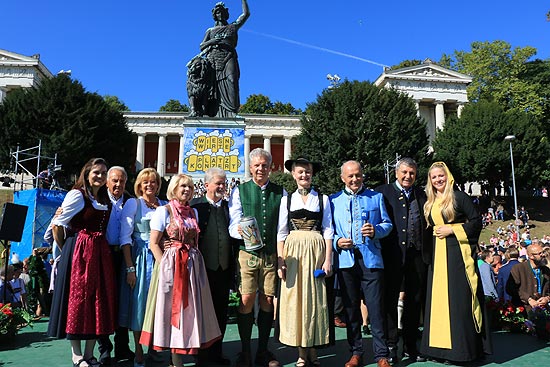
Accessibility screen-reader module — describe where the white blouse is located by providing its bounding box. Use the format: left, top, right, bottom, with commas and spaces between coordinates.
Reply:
277, 190, 334, 242
150, 205, 199, 233
119, 197, 166, 246
52, 189, 109, 227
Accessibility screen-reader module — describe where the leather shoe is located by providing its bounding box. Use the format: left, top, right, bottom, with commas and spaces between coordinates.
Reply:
344, 355, 362, 367
377, 358, 391, 367
115, 349, 135, 362
410, 355, 427, 362
388, 347, 398, 364
334, 316, 347, 328
255, 350, 280, 367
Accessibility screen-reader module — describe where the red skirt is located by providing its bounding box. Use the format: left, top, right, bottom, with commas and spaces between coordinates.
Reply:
65, 230, 116, 336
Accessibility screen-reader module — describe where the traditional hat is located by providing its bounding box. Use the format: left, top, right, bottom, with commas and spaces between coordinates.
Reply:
284, 157, 321, 175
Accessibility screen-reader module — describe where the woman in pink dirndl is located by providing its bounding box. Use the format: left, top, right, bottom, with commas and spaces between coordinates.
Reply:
140, 174, 221, 367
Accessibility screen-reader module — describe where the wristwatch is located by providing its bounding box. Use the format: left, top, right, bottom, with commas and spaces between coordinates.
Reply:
126, 266, 136, 273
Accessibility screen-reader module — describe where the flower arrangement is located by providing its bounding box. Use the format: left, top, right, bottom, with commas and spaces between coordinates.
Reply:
527, 305, 550, 340
498, 301, 528, 333
489, 299, 550, 339
0, 303, 33, 336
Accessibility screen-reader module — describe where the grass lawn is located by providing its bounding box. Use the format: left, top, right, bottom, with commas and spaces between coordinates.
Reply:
478, 192, 550, 244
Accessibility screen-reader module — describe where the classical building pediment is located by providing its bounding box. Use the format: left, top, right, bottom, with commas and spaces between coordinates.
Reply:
0, 49, 42, 63
374, 59, 472, 104
0, 49, 53, 100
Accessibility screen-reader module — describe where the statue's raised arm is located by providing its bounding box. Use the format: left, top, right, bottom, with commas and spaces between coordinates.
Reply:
234, 0, 250, 28
188, 1, 250, 118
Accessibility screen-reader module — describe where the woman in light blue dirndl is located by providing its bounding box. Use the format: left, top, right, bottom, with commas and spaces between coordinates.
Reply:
118, 168, 166, 367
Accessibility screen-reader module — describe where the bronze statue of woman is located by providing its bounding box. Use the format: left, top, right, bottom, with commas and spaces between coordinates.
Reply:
196, 0, 250, 118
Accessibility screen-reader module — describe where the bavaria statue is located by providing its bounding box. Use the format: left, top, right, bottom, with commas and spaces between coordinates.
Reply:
187, 0, 250, 118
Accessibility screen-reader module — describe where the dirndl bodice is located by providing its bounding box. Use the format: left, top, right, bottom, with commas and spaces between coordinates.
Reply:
289, 208, 322, 233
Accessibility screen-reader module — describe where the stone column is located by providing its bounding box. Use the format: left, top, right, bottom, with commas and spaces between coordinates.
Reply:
457, 103, 465, 118
415, 101, 421, 117
263, 135, 272, 153
244, 135, 251, 180
178, 132, 185, 174
283, 136, 292, 172
136, 133, 145, 172
435, 101, 446, 130
157, 133, 167, 177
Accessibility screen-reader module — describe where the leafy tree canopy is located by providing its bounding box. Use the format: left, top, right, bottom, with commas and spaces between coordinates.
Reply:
441, 41, 544, 119
241, 94, 302, 115
103, 95, 129, 112
389, 59, 423, 70
519, 59, 550, 125
293, 80, 429, 194
432, 100, 549, 188
0, 75, 135, 183
159, 99, 189, 112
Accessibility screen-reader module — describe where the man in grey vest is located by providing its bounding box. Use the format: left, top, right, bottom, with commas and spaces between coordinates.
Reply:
191, 167, 235, 366
229, 148, 285, 367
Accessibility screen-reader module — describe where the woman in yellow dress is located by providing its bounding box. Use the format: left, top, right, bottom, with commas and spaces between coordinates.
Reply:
420, 162, 492, 364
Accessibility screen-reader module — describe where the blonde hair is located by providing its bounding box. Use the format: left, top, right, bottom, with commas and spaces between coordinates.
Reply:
134, 168, 161, 197
166, 174, 194, 201
424, 162, 456, 223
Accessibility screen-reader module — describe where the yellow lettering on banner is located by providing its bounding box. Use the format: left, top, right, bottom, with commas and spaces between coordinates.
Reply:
196, 136, 206, 153
203, 154, 211, 170
216, 156, 224, 169
210, 136, 219, 153
197, 155, 204, 171
187, 155, 197, 172
230, 155, 239, 173
223, 136, 233, 152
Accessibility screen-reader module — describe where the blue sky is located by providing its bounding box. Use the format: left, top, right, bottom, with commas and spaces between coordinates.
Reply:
2, 1, 549, 112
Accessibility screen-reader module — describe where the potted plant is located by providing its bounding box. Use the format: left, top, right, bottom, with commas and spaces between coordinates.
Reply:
0, 303, 33, 343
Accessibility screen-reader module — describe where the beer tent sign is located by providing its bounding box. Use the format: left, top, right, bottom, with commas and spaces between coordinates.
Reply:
182, 128, 245, 175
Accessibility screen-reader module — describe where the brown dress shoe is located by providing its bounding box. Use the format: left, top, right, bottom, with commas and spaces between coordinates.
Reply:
344, 355, 362, 367
334, 316, 347, 328
377, 357, 391, 367
255, 350, 280, 367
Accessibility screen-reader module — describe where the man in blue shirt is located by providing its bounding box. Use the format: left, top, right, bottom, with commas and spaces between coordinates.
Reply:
330, 161, 393, 367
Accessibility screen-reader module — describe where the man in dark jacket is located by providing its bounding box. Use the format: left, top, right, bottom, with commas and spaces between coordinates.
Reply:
375, 158, 430, 363
496, 247, 520, 302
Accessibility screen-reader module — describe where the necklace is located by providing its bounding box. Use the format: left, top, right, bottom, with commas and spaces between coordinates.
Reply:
143, 198, 159, 210
298, 188, 311, 196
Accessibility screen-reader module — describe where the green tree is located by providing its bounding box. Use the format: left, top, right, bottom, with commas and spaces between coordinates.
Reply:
293, 80, 429, 194
103, 95, 129, 112
240, 94, 302, 115
433, 100, 549, 189
269, 171, 296, 193
389, 59, 423, 70
520, 59, 550, 124
0, 74, 135, 181
159, 99, 189, 112
442, 41, 544, 118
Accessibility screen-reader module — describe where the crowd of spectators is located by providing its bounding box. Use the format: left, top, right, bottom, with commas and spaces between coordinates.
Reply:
193, 177, 240, 199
